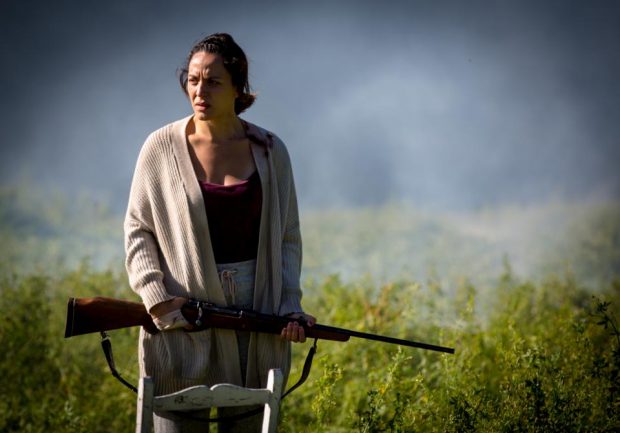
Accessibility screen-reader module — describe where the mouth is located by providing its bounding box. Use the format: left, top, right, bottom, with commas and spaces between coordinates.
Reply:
194, 100, 210, 110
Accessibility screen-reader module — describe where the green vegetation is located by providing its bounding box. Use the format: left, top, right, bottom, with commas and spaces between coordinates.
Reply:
0, 266, 138, 432
284, 273, 620, 432
1, 265, 618, 432
1, 184, 619, 431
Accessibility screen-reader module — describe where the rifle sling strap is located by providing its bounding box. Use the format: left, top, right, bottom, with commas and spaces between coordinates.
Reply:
100, 332, 138, 393
282, 337, 318, 399
100, 333, 318, 423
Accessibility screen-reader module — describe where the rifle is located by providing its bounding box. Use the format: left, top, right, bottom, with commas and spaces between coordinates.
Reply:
64, 296, 455, 354
65, 296, 454, 400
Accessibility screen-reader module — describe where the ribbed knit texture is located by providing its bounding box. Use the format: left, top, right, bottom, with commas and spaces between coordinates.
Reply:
125, 115, 304, 395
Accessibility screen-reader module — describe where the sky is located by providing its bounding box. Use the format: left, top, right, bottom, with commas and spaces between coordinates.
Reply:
1, 0, 619, 211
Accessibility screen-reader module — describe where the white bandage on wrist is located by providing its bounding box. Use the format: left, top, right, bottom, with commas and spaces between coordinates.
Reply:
153, 309, 189, 331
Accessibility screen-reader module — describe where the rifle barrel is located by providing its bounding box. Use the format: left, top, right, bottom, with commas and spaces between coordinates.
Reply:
188, 301, 455, 354
313, 324, 455, 354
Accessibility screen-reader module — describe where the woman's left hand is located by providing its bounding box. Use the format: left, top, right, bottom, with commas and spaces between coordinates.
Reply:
281, 312, 317, 343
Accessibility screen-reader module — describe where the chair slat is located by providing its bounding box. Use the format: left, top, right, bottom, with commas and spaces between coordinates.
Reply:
154, 384, 272, 410
136, 369, 284, 433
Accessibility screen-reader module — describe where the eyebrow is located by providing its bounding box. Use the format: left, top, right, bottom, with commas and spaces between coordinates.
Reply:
188, 71, 223, 79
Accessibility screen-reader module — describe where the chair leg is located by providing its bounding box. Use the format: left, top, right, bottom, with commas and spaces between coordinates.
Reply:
262, 369, 284, 433
136, 377, 154, 433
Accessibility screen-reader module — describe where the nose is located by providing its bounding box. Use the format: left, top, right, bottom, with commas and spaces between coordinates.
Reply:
196, 79, 207, 96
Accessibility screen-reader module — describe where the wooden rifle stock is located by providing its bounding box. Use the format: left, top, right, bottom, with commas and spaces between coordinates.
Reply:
64, 297, 454, 354
64, 297, 159, 337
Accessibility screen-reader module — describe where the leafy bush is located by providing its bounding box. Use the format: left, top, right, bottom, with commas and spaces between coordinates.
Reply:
0, 265, 139, 433
0, 266, 618, 432
283, 273, 620, 432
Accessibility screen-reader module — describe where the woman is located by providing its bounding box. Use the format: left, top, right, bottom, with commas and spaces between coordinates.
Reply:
124, 32, 315, 432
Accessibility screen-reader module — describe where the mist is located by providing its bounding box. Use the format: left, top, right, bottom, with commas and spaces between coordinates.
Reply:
1, 0, 619, 212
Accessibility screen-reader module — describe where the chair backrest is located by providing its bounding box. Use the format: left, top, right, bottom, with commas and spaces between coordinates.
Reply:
136, 368, 283, 433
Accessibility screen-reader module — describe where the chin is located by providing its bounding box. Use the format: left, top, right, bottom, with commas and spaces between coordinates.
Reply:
194, 111, 211, 120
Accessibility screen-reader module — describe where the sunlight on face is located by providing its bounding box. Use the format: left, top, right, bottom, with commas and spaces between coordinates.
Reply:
186, 51, 238, 121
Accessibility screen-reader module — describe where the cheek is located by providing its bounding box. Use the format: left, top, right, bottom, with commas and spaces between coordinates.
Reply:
187, 85, 201, 99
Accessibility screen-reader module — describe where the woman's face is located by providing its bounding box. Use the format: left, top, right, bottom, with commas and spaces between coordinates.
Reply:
187, 51, 238, 121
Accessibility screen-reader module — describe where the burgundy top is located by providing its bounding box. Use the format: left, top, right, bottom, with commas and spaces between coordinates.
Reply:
199, 171, 262, 264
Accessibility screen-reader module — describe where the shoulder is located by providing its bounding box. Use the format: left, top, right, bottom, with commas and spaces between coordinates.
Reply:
141, 118, 182, 154
137, 117, 188, 165
242, 119, 292, 164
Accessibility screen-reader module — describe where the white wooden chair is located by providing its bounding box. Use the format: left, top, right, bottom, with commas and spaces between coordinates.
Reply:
136, 368, 283, 433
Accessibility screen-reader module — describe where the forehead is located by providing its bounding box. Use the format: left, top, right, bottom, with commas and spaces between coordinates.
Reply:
188, 51, 227, 75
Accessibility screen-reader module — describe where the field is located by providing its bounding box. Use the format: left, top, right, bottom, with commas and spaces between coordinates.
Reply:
1, 185, 619, 432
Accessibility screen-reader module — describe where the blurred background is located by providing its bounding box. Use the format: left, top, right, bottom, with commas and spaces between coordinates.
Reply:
3, 0, 619, 208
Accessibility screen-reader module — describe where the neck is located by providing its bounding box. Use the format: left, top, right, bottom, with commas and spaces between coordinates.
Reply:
192, 114, 245, 142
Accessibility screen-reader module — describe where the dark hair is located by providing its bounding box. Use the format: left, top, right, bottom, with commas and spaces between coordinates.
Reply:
178, 33, 256, 114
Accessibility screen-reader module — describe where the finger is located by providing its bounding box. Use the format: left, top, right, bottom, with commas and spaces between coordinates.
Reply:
289, 321, 306, 343
298, 325, 306, 343
290, 321, 300, 341
283, 327, 293, 340
282, 322, 294, 340
288, 321, 303, 342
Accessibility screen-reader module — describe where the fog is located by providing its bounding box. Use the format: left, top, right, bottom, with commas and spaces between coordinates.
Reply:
1, 0, 619, 211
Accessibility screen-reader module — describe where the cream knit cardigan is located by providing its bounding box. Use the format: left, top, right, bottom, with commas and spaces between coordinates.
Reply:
124, 115, 304, 395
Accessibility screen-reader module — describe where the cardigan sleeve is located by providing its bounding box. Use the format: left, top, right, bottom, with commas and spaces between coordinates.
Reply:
272, 136, 304, 316
124, 133, 175, 312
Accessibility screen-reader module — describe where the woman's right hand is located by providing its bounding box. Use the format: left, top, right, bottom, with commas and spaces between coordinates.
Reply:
150, 297, 191, 330
150, 297, 188, 318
